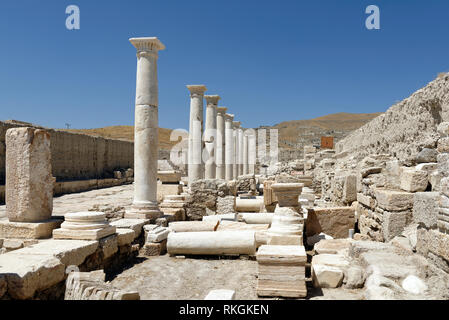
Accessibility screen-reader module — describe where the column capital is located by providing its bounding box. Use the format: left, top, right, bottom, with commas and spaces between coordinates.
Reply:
233, 121, 241, 128
205, 95, 221, 106
187, 85, 207, 96
226, 113, 234, 121
217, 107, 228, 114
129, 37, 165, 57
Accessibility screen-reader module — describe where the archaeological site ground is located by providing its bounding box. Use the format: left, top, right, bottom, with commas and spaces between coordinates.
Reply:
1, 0, 448, 315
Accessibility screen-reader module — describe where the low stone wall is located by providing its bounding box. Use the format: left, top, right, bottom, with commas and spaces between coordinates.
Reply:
0, 121, 134, 184
0, 218, 148, 300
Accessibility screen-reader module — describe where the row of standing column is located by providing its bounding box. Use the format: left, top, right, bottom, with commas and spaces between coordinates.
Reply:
187, 85, 256, 185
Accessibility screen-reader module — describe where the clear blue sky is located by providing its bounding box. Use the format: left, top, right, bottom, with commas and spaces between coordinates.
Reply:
0, 0, 448, 130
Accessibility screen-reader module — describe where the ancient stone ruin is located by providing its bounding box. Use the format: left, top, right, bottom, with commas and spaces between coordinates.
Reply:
1, 36, 449, 302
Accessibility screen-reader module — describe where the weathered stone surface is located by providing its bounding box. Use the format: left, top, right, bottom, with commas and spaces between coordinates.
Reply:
314, 239, 352, 255
415, 162, 438, 173
437, 137, 449, 153
375, 189, 413, 211
7, 239, 98, 266
268, 234, 302, 246
361, 251, 420, 279
312, 264, 344, 288
217, 221, 269, 232
2, 239, 24, 251
99, 234, 118, 259
0, 219, 63, 240
390, 236, 413, 252
157, 171, 181, 183
110, 219, 149, 238
361, 167, 382, 178
168, 231, 257, 256
413, 192, 439, 229
0, 252, 65, 299
141, 240, 167, 256
349, 240, 394, 259
216, 196, 235, 215
256, 245, 307, 298
305, 207, 355, 239
344, 266, 365, 289
238, 212, 273, 225
185, 179, 232, 220
437, 122, 449, 137
382, 211, 408, 242
116, 228, 135, 246
145, 225, 170, 243
364, 274, 401, 300
357, 193, 376, 209
65, 270, 140, 300
6, 128, 53, 222
169, 221, 219, 232
416, 228, 449, 262
416, 148, 438, 163
400, 169, 428, 192
311, 254, 348, 288
235, 197, 264, 213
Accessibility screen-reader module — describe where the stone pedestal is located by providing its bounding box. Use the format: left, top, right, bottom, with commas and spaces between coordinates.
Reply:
256, 245, 307, 298
225, 114, 234, 180
267, 183, 304, 241
187, 85, 207, 185
0, 128, 62, 239
204, 95, 220, 179
216, 107, 227, 179
126, 37, 165, 220
6, 128, 53, 222
53, 212, 116, 240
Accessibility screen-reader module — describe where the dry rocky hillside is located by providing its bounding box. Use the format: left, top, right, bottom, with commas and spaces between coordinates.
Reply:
258, 112, 382, 161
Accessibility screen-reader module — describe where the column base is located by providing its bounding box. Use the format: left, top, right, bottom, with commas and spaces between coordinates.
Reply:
125, 202, 162, 221
267, 206, 304, 237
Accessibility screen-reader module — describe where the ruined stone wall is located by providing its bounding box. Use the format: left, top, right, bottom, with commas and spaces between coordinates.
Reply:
336, 74, 449, 162
0, 121, 134, 184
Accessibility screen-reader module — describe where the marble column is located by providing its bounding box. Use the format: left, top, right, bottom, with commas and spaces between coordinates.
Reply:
216, 106, 227, 179
248, 129, 256, 174
232, 121, 241, 180
187, 85, 207, 186
243, 132, 249, 175
225, 114, 234, 180
268, 183, 304, 237
126, 37, 165, 220
204, 95, 220, 179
